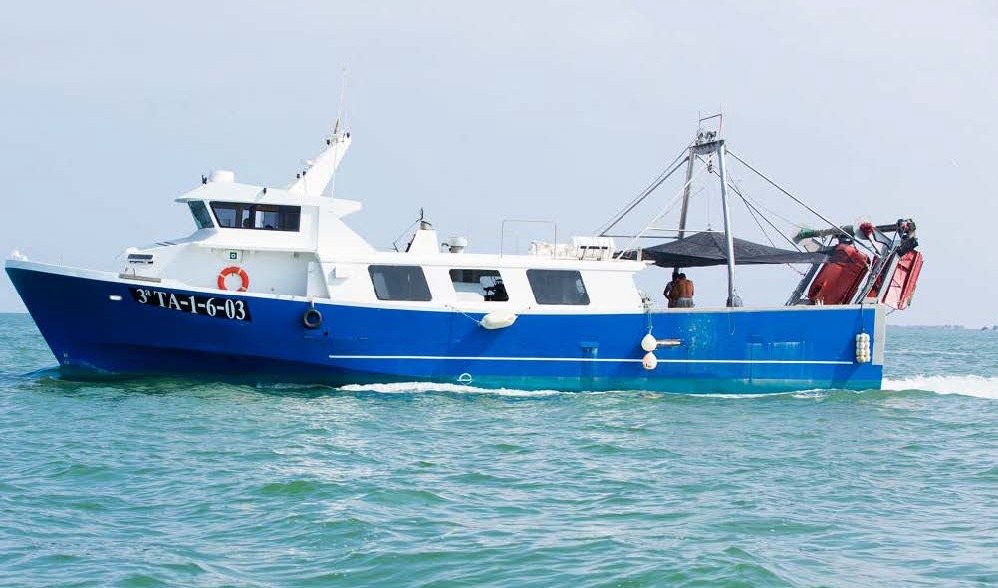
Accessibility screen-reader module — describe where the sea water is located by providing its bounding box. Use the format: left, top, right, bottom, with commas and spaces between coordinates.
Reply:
0, 313, 994, 587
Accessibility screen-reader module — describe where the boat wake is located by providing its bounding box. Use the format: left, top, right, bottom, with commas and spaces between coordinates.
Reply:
882, 375, 998, 399
336, 382, 565, 398
21, 368, 995, 400
336, 383, 823, 399
338, 378, 998, 400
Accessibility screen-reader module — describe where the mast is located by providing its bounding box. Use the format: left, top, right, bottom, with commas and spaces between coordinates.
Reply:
680, 113, 722, 240
286, 126, 352, 197
676, 147, 694, 240
715, 140, 742, 307
690, 120, 742, 308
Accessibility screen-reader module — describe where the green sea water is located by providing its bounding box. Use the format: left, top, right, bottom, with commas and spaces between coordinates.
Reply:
0, 313, 995, 587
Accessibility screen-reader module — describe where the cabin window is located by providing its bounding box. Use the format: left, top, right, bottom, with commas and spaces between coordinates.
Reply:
369, 265, 432, 301
449, 269, 508, 301
188, 201, 214, 229
526, 269, 590, 305
209, 202, 301, 231
252, 205, 300, 231
210, 202, 246, 228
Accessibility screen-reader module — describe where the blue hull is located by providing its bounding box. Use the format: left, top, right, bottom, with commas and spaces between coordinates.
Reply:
6, 265, 883, 393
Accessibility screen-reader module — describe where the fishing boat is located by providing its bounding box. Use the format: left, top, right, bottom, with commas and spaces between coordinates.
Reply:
5, 115, 922, 393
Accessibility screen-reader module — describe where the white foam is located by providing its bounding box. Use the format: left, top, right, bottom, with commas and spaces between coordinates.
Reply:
338, 377, 998, 400
338, 384, 813, 399
336, 381, 563, 398
882, 375, 998, 399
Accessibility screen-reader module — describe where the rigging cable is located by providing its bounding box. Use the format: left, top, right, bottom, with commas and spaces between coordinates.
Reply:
390, 211, 425, 252
694, 153, 804, 230
725, 150, 853, 239
723, 150, 879, 258
614, 161, 710, 257
596, 142, 693, 236
694, 155, 803, 252
692, 153, 810, 277
739, 190, 805, 230
704, 174, 711, 230
736, 190, 807, 276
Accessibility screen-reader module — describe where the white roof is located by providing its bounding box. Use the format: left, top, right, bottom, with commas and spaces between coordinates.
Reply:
175, 129, 360, 216
175, 183, 363, 217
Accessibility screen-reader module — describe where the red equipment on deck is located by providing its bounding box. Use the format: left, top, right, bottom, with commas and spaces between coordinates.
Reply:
879, 249, 923, 310
790, 219, 921, 309
808, 243, 870, 305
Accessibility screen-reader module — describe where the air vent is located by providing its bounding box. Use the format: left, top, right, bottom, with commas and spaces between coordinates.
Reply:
127, 253, 154, 265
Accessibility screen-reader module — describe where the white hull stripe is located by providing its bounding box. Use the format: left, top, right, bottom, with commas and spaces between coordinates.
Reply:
327, 354, 854, 366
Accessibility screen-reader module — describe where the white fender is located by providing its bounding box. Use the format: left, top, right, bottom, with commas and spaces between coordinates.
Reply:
855, 332, 871, 363
480, 312, 518, 330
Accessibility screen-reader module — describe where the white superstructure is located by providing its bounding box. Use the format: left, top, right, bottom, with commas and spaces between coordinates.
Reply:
118, 127, 648, 315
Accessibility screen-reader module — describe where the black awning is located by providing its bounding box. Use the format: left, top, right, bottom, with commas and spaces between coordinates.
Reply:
622, 231, 829, 268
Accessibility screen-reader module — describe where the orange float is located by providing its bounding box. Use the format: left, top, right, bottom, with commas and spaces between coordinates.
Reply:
217, 266, 249, 292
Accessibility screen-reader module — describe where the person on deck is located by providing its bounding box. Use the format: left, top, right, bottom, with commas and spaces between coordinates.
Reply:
485, 279, 509, 302
664, 271, 681, 308
674, 273, 695, 308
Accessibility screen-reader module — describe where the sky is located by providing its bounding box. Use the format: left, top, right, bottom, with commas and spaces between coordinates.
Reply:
1, 1, 995, 326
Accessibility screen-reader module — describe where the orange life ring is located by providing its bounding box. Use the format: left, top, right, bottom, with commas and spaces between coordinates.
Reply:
217, 266, 249, 292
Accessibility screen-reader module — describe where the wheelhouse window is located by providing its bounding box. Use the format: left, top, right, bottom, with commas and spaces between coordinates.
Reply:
209, 202, 301, 231
188, 201, 214, 229
210, 202, 246, 228
369, 265, 432, 301
449, 269, 508, 302
526, 269, 590, 305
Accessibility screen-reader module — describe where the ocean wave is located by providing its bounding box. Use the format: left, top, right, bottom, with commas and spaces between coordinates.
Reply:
882, 375, 998, 399
894, 349, 975, 357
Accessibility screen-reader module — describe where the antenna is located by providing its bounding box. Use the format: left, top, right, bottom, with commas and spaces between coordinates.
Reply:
335, 68, 348, 133
329, 68, 348, 198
